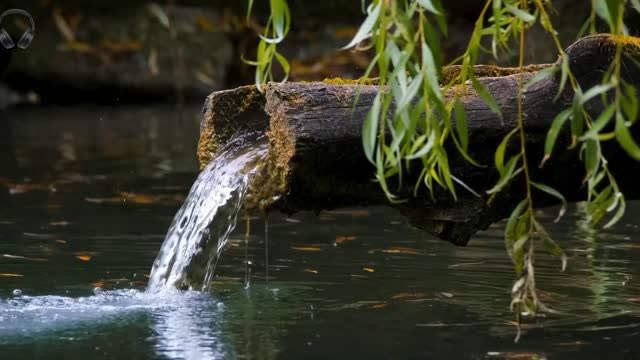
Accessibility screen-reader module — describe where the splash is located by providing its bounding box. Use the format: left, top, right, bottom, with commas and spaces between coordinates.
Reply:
147, 138, 268, 292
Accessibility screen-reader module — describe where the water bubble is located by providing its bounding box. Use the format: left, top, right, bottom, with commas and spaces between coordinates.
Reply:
12, 289, 22, 296
93, 287, 103, 295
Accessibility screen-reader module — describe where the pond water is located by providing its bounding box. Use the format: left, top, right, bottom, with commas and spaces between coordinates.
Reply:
0, 106, 639, 359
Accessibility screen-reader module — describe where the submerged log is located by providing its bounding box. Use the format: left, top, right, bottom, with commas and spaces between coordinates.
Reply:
197, 34, 640, 246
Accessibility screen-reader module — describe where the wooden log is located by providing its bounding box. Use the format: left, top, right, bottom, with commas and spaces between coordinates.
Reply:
197, 34, 640, 246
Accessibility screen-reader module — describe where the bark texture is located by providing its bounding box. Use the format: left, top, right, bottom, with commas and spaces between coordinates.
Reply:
198, 34, 640, 245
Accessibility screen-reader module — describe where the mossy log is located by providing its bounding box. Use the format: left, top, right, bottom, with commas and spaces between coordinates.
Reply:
198, 34, 640, 246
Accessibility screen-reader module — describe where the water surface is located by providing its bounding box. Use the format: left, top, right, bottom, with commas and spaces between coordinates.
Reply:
0, 106, 639, 359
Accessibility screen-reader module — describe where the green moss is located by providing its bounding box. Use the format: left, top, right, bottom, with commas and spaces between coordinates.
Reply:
321, 76, 379, 85
608, 34, 640, 57
440, 64, 551, 86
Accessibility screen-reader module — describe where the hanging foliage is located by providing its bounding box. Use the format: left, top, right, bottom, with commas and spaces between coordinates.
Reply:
245, 0, 640, 340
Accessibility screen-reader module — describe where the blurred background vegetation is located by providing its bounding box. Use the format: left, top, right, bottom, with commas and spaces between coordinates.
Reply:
0, 0, 637, 108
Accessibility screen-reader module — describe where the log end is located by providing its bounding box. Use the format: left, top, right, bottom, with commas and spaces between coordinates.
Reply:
197, 85, 266, 169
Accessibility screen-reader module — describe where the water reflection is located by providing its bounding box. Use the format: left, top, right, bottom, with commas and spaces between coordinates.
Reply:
151, 292, 228, 360
0, 106, 639, 358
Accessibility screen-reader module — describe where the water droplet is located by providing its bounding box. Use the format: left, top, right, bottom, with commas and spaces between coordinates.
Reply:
12, 289, 22, 296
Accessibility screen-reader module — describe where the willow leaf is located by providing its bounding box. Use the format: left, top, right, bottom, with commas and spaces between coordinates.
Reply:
454, 99, 468, 151
496, 128, 519, 175
615, 112, 640, 160
534, 221, 567, 271
531, 182, 567, 222
604, 193, 626, 229
417, 0, 441, 15
472, 77, 502, 120
580, 103, 616, 140
541, 108, 572, 166
524, 66, 559, 91
342, 2, 381, 50
505, 4, 536, 24
362, 94, 381, 163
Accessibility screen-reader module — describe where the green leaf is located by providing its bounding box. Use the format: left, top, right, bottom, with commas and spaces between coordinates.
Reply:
541, 108, 572, 166
505, 200, 528, 255
592, 0, 614, 29
406, 131, 437, 160
580, 103, 616, 140
615, 112, 640, 160
246, 0, 255, 23
454, 99, 468, 151
421, 43, 443, 102
622, 84, 638, 123
555, 55, 570, 101
524, 66, 559, 91
362, 94, 382, 163
604, 193, 626, 228
472, 77, 502, 120
579, 84, 614, 106
632, 0, 640, 13
342, 2, 381, 49
583, 139, 601, 180
534, 221, 567, 271
397, 73, 423, 111
505, 4, 536, 24
531, 182, 567, 222
487, 154, 522, 194
417, 0, 441, 15
274, 52, 290, 80
588, 185, 613, 225
495, 128, 519, 175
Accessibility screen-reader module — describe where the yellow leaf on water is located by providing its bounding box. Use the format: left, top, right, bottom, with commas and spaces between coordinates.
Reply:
0, 273, 23, 277
303, 269, 318, 274
55, 239, 67, 244
370, 303, 387, 309
362, 267, 375, 273
381, 247, 426, 255
90, 281, 105, 287
335, 235, 357, 244
75, 255, 92, 261
2, 254, 47, 262
291, 246, 322, 251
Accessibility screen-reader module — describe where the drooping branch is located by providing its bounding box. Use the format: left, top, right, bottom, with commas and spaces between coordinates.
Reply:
197, 34, 640, 246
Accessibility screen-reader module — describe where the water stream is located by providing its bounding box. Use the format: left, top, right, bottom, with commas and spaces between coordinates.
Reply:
147, 138, 268, 292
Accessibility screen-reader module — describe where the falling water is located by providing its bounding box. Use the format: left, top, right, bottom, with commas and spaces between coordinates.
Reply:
147, 138, 269, 292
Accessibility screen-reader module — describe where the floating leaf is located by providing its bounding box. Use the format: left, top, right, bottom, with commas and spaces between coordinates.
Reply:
0, 273, 23, 277
291, 246, 322, 251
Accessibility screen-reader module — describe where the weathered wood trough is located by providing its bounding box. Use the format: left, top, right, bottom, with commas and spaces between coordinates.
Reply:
197, 34, 640, 246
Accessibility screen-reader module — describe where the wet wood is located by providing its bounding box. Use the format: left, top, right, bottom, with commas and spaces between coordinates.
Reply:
197, 34, 640, 246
